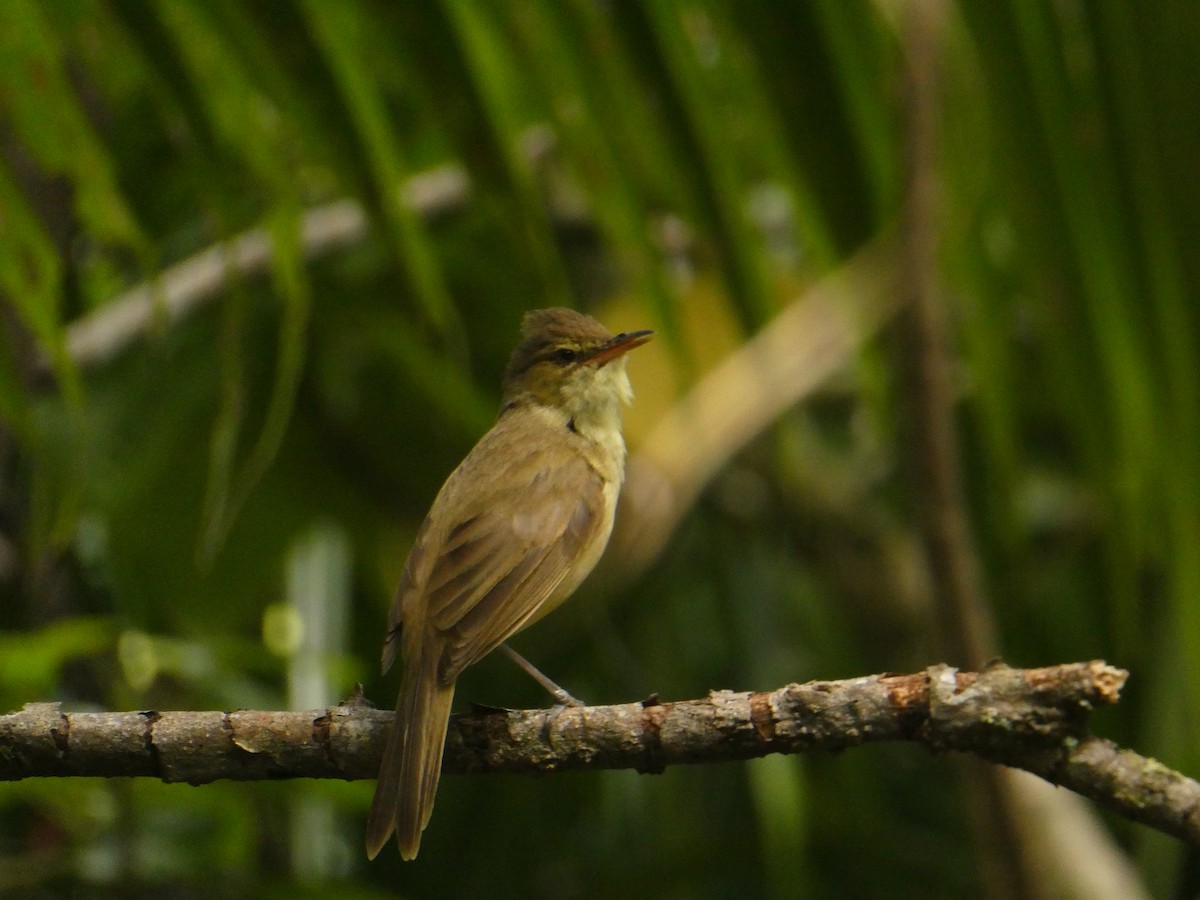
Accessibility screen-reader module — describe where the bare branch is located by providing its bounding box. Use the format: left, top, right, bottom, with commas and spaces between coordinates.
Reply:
614, 236, 905, 577
2, 661, 1196, 848
41, 165, 471, 375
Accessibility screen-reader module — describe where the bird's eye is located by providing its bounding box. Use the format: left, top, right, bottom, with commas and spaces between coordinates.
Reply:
552, 347, 578, 365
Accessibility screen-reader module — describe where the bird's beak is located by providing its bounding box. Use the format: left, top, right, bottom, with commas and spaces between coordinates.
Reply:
588, 329, 654, 367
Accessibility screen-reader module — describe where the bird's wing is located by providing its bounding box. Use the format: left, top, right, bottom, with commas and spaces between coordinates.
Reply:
380, 513, 432, 675
389, 413, 612, 685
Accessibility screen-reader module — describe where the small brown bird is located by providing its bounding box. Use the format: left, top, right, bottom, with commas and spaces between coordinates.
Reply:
365, 307, 652, 860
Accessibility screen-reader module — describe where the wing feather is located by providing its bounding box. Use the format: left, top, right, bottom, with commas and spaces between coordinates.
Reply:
434, 471, 605, 681
384, 408, 615, 686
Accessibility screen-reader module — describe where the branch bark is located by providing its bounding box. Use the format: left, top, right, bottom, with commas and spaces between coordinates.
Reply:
3, 661, 1197, 848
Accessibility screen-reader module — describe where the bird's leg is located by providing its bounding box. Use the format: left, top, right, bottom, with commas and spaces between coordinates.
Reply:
499, 644, 585, 707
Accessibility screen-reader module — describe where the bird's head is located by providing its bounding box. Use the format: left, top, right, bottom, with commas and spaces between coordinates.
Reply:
500, 308, 652, 424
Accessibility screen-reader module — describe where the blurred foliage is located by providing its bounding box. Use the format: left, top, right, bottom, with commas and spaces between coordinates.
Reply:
1, 1, 1198, 897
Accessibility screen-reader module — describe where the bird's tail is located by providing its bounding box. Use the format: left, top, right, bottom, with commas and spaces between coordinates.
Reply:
365, 646, 456, 860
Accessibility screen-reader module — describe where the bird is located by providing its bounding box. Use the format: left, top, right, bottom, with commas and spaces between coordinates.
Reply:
365, 307, 653, 860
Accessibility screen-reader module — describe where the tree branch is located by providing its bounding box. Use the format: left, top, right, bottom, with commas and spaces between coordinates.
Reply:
613, 235, 904, 579
42, 165, 471, 376
3, 661, 1196, 846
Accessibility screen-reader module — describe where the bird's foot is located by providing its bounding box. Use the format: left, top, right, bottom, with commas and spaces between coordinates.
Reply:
499, 643, 587, 708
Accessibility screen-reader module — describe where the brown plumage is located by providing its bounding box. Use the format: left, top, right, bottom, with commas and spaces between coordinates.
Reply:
365, 308, 651, 860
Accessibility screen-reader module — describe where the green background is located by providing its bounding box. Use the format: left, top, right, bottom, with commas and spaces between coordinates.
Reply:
1, 2, 1197, 897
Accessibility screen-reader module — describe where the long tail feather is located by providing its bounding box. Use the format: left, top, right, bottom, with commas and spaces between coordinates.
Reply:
365, 647, 455, 860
